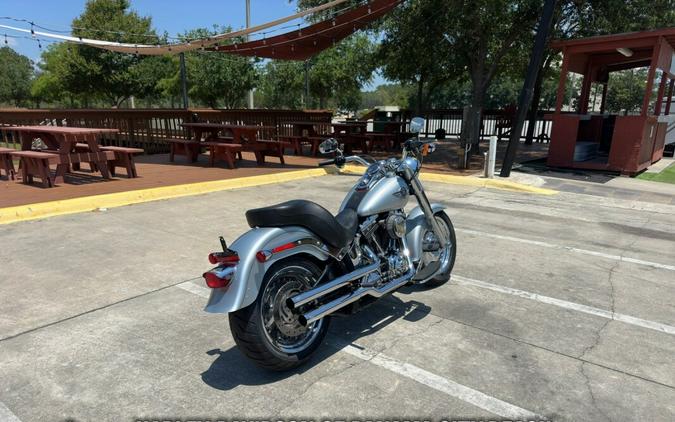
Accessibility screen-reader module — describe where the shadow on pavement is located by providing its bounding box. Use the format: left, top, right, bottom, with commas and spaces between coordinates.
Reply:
200, 295, 431, 390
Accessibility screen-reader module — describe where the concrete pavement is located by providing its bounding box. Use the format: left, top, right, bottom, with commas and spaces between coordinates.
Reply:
0, 174, 674, 421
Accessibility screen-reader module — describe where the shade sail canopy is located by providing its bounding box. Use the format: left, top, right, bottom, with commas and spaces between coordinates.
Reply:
211, 0, 402, 61
0, 0, 350, 55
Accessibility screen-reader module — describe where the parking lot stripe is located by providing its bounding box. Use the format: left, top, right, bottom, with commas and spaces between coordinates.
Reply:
457, 228, 675, 272
0, 402, 22, 422
175, 282, 540, 419
453, 275, 675, 336
176, 281, 210, 298
339, 342, 541, 419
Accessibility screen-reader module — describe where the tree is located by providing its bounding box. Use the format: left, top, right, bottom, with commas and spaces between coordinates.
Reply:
156, 26, 257, 108
308, 34, 376, 111
378, 0, 462, 114
604, 68, 650, 115
360, 84, 412, 109
0, 47, 34, 107
30, 0, 169, 107
257, 60, 305, 109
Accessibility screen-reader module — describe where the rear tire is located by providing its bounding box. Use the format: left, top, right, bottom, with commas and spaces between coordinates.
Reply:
419, 211, 456, 288
229, 257, 329, 371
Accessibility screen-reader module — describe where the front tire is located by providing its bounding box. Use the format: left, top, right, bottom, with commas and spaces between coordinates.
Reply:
229, 257, 329, 371
419, 211, 457, 288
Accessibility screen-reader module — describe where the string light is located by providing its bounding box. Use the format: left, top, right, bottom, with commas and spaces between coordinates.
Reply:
3, 33, 7, 45
30, 22, 34, 37
37, 38, 42, 49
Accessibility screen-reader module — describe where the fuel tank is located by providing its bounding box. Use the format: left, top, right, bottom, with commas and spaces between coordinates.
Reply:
353, 175, 409, 216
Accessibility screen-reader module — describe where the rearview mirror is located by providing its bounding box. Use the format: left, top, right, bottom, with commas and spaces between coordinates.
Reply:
319, 138, 338, 154
410, 117, 425, 134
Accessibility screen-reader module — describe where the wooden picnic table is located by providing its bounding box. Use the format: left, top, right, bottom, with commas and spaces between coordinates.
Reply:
0, 126, 119, 184
330, 122, 368, 154
180, 122, 282, 166
277, 121, 332, 156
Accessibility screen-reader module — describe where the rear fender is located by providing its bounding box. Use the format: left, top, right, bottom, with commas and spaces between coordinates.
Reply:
204, 226, 330, 313
405, 203, 445, 263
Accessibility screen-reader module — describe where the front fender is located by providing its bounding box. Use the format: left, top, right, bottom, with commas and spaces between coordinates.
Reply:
204, 226, 329, 313
405, 203, 446, 263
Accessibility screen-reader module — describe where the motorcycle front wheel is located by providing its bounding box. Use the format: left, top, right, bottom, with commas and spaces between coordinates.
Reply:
418, 211, 457, 288
229, 257, 329, 371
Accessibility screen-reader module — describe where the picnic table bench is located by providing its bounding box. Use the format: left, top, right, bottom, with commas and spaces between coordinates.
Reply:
0, 147, 16, 180
0, 126, 138, 187
180, 123, 286, 167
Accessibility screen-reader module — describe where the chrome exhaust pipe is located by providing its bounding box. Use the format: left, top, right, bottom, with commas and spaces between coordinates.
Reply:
298, 268, 415, 326
287, 262, 380, 310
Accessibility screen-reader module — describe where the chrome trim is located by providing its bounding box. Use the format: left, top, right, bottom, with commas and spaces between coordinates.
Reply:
287, 261, 380, 309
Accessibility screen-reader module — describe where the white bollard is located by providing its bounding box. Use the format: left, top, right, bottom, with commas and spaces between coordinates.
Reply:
487, 135, 497, 178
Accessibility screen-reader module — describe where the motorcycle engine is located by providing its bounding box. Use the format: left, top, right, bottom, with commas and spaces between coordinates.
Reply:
355, 212, 410, 286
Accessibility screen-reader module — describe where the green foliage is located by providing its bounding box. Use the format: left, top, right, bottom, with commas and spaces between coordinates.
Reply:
256, 60, 305, 109
157, 26, 257, 108
308, 34, 376, 111
0, 47, 34, 107
30, 0, 169, 107
69, 0, 165, 106
604, 68, 649, 115
360, 84, 412, 109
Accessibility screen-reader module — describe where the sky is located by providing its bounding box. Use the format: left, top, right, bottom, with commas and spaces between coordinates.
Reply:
1, 0, 386, 88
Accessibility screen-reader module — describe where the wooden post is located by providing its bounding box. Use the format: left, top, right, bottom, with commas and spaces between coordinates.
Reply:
642, 37, 664, 116
555, 49, 570, 114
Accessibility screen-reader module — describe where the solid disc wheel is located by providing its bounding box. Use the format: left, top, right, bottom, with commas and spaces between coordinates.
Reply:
418, 211, 457, 288
229, 257, 329, 371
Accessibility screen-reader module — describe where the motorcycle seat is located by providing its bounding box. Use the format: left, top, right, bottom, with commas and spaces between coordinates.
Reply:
246, 199, 358, 249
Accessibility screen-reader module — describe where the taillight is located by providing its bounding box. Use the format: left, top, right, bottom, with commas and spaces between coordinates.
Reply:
208, 252, 240, 265
203, 266, 236, 289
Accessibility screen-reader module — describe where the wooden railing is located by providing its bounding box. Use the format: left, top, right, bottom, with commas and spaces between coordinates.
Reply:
0, 107, 552, 154
0, 108, 333, 154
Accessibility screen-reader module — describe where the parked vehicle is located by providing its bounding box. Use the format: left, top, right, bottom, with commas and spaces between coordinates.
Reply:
202, 117, 456, 370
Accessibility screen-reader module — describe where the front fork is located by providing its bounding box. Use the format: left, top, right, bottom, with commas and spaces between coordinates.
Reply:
408, 175, 448, 245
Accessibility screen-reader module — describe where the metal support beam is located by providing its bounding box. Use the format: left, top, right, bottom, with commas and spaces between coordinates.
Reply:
246, 0, 255, 109
179, 52, 189, 109
304, 60, 311, 109
500, 0, 557, 177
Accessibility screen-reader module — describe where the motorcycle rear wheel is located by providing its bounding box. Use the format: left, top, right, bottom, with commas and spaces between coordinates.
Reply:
229, 257, 329, 371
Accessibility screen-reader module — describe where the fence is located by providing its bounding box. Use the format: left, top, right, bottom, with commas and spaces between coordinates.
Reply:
0, 107, 552, 154
0, 108, 333, 154
408, 108, 553, 142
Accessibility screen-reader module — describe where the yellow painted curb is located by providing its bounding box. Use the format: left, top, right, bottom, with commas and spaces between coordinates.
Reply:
0, 163, 556, 225
340, 165, 558, 195
0, 168, 328, 225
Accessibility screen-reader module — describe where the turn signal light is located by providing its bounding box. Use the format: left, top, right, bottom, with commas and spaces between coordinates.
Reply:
256, 241, 298, 262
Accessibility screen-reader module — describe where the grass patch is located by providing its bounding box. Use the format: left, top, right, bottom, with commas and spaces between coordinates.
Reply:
637, 162, 675, 184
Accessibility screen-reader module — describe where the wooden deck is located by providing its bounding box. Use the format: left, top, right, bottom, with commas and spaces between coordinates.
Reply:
0, 141, 550, 210
0, 152, 320, 209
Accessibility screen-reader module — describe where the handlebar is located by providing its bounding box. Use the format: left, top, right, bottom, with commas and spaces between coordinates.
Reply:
318, 159, 335, 167
317, 155, 369, 168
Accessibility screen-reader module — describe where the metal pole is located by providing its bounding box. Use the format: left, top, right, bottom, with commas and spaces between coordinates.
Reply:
179, 52, 189, 109
487, 135, 497, 178
304, 60, 311, 109
246, 0, 255, 109
500, 0, 557, 177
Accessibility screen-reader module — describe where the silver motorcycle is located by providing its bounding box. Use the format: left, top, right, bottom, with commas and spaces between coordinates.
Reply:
202, 117, 456, 370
